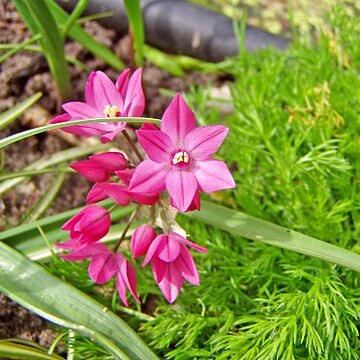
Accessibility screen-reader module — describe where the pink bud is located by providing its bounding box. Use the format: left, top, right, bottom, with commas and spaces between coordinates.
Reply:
61, 205, 111, 244
130, 224, 156, 258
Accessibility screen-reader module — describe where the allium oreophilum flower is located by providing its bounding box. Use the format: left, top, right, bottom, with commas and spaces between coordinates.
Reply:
54, 69, 235, 306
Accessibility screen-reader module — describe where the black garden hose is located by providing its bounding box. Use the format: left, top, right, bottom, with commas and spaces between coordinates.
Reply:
57, 0, 288, 62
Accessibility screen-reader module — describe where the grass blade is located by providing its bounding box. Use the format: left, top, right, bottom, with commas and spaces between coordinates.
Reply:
0, 241, 158, 359
188, 201, 360, 273
46, 0, 125, 71
0, 117, 160, 149
13, 0, 71, 101
0, 340, 64, 360
0, 92, 42, 130
124, 0, 144, 67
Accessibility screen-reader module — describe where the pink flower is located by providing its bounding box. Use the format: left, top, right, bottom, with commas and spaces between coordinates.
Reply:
70, 152, 128, 182
129, 93, 235, 212
142, 231, 207, 303
61, 205, 111, 245
130, 224, 157, 258
85, 168, 159, 207
58, 242, 140, 307
50, 68, 145, 143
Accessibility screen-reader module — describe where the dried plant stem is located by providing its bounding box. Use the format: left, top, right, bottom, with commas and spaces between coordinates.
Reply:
123, 130, 143, 163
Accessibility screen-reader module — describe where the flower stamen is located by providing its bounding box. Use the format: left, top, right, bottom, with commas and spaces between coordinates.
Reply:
172, 151, 189, 165
104, 105, 119, 117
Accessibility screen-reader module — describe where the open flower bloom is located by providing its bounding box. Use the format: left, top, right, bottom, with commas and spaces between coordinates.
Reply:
141, 230, 207, 303
50, 68, 145, 143
129, 93, 235, 212
61, 205, 111, 245
57, 242, 140, 307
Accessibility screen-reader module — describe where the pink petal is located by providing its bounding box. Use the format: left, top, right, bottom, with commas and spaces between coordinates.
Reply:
165, 170, 198, 212
136, 129, 172, 163
115, 168, 135, 186
92, 71, 123, 112
131, 224, 157, 258
170, 191, 200, 212
169, 232, 208, 253
151, 257, 167, 283
142, 234, 166, 267
115, 68, 130, 99
84, 71, 96, 107
128, 160, 168, 195
139, 122, 160, 131
161, 93, 196, 144
70, 160, 109, 182
157, 262, 184, 303
116, 254, 140, 305
193, 159, 235, 193
100, 124, 127, 143
176, 246, 200, 285
185, 125, 228, 160
157, 236, 181, 262
123, 68, 145, 117
86, 183, 108, 204
58, 242, 109, 260
90, 152, 128, 172
129, 191, 159, 206
62, 101, 100, 119
99, 183, 131, 206
88, 252, 117, 284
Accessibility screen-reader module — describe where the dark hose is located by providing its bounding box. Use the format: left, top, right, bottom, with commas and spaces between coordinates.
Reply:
57, 0, 288, 62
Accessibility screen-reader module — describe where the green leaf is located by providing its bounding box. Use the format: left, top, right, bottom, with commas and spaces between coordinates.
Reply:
0, 117, 160, 149
188, 201, 360, 273
0, 92, 42, 130
0, 340, 64, 360
0, 241, 158, 359
13, 0, 71, 101
124, 0, 144, 67
46, 0, 125, 71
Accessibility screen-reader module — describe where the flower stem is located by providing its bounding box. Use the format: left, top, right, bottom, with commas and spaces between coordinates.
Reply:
123, 130, 143, 163
113, 206, 139, 253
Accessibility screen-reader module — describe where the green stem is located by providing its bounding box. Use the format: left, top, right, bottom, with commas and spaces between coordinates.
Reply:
113, 207, 139, 253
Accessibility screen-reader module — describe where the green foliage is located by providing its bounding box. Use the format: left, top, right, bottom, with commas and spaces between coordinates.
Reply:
140, 7, 360, 359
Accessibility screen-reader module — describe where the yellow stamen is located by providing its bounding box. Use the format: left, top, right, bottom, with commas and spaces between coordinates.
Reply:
172, 151, 189, 165
103, 105, 119, 117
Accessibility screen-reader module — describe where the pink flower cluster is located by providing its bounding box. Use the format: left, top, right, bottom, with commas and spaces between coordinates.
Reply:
53, 69, 235, 306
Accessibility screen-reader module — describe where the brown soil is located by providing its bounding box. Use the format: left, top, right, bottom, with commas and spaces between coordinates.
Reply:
0, 0, 221, 350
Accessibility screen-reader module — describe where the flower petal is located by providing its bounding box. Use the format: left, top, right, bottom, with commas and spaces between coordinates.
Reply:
86, 183, 108, 204
92, 71, 123, 111
176, 246, 200, 285
136, 129, 172, 163
129, 160, 167, 195
151, 257, 167, 283
161, 93, 196, 144
88, 252, 117, 284
62, 101, 100, 119
194, 159, 235, 193
90, 152, 128, 172
131, 224, 157, 258
70, 160, 109, 182
165, 170, 198, 212
142, 234, 166, 267
157, 236, 181, 262
84, 71, 96, 107
99, 183, 131, 206
157, 262, 184, 303
115, 68, 130, 99
123, 68, 145, 117
169, 232, 208, 253
185, 125, 228, 160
